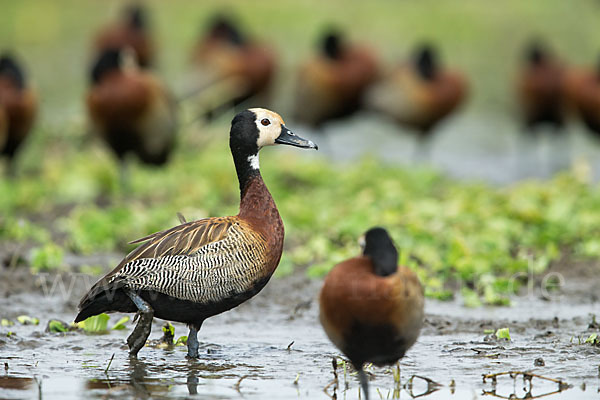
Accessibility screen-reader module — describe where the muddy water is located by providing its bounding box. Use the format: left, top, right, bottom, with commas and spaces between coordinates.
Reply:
294, 111, 600, 184
0, 267, 599, 400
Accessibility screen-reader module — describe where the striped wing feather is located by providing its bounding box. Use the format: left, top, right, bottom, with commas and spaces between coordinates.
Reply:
121, 216, 233, 268
77, 216, 243, 310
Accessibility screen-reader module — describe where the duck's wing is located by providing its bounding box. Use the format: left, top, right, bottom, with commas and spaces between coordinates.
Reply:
75, 216, 268, 320
121, 216, 234, 267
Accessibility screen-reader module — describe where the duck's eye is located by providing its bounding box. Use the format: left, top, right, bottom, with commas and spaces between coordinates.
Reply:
261, 118, 271, 126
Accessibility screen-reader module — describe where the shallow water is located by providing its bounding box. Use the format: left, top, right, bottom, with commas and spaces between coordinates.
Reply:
0, 269, 599, 399
294, 111, 600, 184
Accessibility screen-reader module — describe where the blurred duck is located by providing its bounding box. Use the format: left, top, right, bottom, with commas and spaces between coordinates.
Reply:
366, 44, 467, 160
86, 48, 177, 181
515, 41, 569, 174
516, 41, 565, 131
94, 4, 154, 68
319, 227, 424, 400
190, 16, 276, 120
293, 30, 379, 128
0, 54, 37, 177
563, 56, 600, 138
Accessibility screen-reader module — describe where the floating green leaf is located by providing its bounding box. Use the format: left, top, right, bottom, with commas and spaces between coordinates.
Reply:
48, 320, 68, 333
495, 327, 511, 340
17, 315, 39, 325
111, 316, 129, 330
78, 313, 109, 333
175, 336, 188, 346
1, 319, 14, 327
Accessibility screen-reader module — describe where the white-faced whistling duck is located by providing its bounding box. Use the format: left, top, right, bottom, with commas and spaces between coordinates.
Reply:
563, 56, 600, 138
293, 29, 379, 128
0, 54, 37, 177
319, 227, 424, 399
86, 48, 177, 181
190, 16, 276, 120
366, 43, 467, 160
516, 41, 566, 132
94, 4, 154, 68
75, 108, 318, 358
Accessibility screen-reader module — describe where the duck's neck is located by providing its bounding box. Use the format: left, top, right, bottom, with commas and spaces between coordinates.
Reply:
234, 152, 280, 224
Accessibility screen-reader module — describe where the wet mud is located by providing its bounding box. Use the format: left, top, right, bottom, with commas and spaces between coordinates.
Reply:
0, 261, 599, 399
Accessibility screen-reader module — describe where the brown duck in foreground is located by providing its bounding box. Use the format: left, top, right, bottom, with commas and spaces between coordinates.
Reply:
75, 108, 318, 358
320, 227, 424, 399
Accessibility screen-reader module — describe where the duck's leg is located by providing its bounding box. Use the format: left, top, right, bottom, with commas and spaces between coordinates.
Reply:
356, 366, 370, 400
186, 322, 203, 359
126, 290, 154, 357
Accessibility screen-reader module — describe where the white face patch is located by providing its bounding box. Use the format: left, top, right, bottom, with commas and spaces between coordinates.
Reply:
250, 108, 285, 148
247, 154, 260, 170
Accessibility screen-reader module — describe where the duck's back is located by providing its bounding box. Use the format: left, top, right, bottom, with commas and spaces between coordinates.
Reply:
295, 46, 377, 126
368, 65, 466, 131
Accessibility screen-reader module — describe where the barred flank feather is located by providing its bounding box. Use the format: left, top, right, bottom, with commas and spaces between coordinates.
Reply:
76, 217, 268, 320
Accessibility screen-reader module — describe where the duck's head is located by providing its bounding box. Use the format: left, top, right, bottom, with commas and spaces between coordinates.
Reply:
414, 43, 438, 81
321, 30, 343, 60
91, 48, 121, 84
90, 48, 139, 84
361, 227, 398, 277
208, 15, 245, 46
525, 40, 548, 66
0, 54, 25, 89
126, 4, 147, 30
230, 108, 317, 172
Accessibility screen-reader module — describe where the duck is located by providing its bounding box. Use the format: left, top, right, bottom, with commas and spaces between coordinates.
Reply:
563, 56, 600, 138
515, 40, 569, 174
366, 43, 467, 159
293, 30, 379, 128
190, 16, 276, 120
94, 4, 154, 68
0, 53, 37, 177
86, 47, 177, 180
319, 227, 424, 400
75, 108, 318, 358
516, 40, 566, 131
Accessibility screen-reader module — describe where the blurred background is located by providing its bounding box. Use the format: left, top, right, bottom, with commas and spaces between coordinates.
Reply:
0, 0, 599, 299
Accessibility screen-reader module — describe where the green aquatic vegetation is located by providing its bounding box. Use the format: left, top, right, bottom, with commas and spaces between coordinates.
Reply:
161, 322, 175, 345
175, 336, 187, 346
48, 320, 68, 333
495, 328, 511, 341
110, 316, 129, 330
77, 313, 109, 333
16, 315, 39, 325
2, 128, 600, 305
584, 334, 599, 346
30, 242, 65, 272
1, 319, 14, 327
